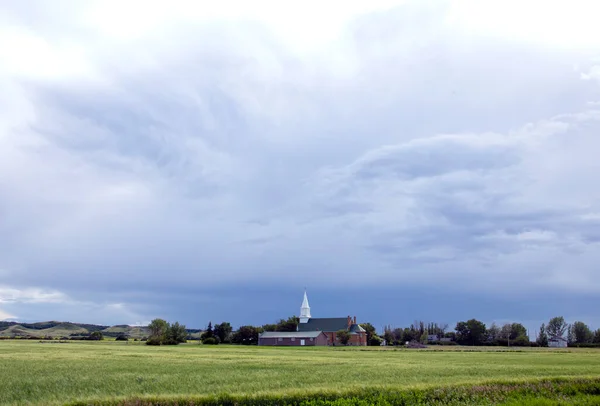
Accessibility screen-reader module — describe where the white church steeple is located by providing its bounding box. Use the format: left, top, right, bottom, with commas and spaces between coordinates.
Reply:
299, 289, 311, 323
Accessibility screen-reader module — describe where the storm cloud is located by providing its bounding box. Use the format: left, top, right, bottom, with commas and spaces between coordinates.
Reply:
1, 0, 600, 330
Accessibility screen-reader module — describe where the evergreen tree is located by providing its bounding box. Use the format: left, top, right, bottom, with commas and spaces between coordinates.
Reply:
536, 323, 548, 347
200, 321, 214, 342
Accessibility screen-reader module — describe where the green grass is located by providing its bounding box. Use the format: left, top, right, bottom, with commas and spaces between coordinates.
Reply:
1, 341, 600, 405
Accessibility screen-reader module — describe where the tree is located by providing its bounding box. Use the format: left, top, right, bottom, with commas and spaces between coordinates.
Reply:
547, 317, 568, 339
359, 323, 377, 345
231, 326, 262, 345
147, 319, 186, 345
369, 334, 383, 346
201, 322, 214, 341
594, 329, 600, 344
261, 324, 277, 332
536, 323, 548, 347
571, 321, 593, 345
336, 330, 350, 345
567, 325, 575, 346
214, 322, 233, 344
275, 316, 299, 332
166, 322, 187, 345
455, 319, 487, 346
487, 323, 500, 344
401, 328, 416, 343
509, 323, 527, 340
419, 332, 428, 344
383, 326, 394, 345
147, 318, 169, 345
89, 331, 103, 341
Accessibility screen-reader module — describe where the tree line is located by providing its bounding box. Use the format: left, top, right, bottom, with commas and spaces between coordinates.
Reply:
144, 315, 600, 347
381, 317, 600, 347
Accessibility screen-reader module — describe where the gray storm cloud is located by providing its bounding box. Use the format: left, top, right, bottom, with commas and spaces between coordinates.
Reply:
1, 0, 600, 324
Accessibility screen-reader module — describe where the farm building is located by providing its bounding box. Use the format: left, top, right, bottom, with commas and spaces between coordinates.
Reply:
257, 331, 328, 346
296, 291, 367, 346
548, 335, 568, 348
257, 290, 367, 346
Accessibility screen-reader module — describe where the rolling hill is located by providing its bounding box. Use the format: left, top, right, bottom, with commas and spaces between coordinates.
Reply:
0, 321, 154, 339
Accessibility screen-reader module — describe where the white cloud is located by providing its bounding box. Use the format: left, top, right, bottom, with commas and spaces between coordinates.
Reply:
0, 286, 67, 304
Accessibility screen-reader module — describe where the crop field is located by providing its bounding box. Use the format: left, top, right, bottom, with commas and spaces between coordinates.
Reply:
1, 341, 600, 405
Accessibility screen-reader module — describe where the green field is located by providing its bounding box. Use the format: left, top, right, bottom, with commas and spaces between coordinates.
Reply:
1, 341, 600, 405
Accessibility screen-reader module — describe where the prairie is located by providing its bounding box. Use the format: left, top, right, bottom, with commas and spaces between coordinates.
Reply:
1, 341, 599, 405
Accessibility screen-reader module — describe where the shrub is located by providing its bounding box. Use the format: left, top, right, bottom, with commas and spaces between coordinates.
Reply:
569, 343, 600, 348
145, 337, 162, 346
336, 330, 350, 345
406, 340, 427, 349
431, 341, 458, 346
369, 335, 383, 346
202, 337, 219, 345
115, 334, 128, 341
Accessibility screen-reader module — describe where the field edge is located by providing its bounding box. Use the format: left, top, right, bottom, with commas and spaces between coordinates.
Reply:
64, 377, 600, 406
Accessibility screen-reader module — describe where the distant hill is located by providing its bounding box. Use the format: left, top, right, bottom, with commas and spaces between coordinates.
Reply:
0, 321, 202, 339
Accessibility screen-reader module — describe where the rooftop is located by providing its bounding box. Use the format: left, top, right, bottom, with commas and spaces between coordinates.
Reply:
259, 331, 325, 339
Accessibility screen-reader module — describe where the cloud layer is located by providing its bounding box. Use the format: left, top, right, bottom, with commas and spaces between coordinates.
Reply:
1, 0, 600, 328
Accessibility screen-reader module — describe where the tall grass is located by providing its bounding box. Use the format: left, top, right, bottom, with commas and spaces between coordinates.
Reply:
64, 379, 600, 406
1, 341, 600, 405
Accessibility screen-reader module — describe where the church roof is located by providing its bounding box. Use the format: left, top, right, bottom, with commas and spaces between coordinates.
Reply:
297, 318, 349, 333
259, 331, 324, 339
349, 324, 366, 333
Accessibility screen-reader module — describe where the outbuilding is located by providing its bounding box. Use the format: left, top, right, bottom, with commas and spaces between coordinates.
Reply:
548, 335, 568, 348
258, 331, 328, 346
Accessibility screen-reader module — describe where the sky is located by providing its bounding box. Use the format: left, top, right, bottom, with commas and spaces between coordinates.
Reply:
1, 0, 600, 334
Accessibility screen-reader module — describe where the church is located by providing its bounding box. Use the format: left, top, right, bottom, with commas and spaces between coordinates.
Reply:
257, 291, 367, 346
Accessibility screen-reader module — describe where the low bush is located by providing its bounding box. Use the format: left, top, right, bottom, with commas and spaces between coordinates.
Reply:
145, 337, 161, 346
202, 337, 219, 345
431, 341, 458, 346
569, 343, 600, 348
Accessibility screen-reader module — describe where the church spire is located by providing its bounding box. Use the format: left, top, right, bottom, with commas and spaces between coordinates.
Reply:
299, 289, 311, 323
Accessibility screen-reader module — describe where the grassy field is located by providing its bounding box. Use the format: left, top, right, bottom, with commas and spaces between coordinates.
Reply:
1, 341, 600, 405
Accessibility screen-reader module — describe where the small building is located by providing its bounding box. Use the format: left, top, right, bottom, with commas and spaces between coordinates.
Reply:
548, 335, 568, 348
258, 331, 328, 346
427, 334, 439, 343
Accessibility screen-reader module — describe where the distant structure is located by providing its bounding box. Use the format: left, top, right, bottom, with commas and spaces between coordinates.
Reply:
297, 290, 366, 346
299, 290, 311, 323
258, 290, 367, 346
257, 331, 328, 346
548, 335, 568, 348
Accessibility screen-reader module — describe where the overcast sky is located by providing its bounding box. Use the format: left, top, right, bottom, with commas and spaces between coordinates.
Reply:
1, 0, 600, 333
